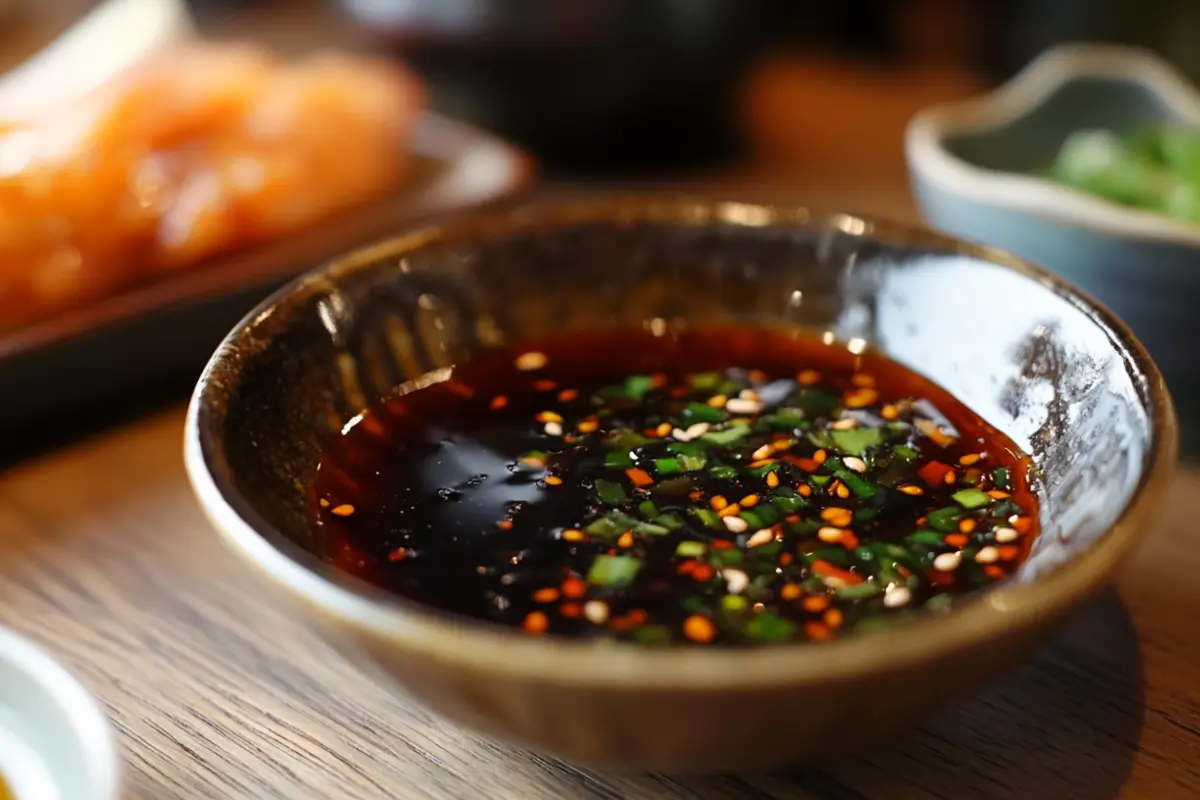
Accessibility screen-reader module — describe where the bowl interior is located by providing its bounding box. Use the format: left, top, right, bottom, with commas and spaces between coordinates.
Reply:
944, 77, 1183, 173
195, 202, 1165, 618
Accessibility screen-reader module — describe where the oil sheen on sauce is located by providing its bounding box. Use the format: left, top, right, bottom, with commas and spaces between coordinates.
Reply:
309, 327, 1039, 646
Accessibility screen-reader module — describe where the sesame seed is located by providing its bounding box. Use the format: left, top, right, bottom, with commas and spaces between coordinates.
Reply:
994, 526, 1019, 543
739, 389, 760, 401
536, 411, 563, 423
820, 507, 853, 527
975, 546, 1000, 564
818, 526, 843, 543
543, 475, 563, 486
765, 470, 780, 488
883, 586, 912, 608
706, 394, 727, 408
683, 615, 716, 643
746, 528, 775, 547
330, 504, 355, 517
933, 552, 962, 572
686, 422, 710, 438
722, 568, 749, 594
515, 351, 547, 371
751, 444, 774, 461
544, 421, 563, 436
561, 528, 586, 542
958, 453, 982, 466
723, 516, 749, 533
831, 417, 859, 430
672, 427, 694, 442
843, 456, 867, 473
739, 494, 760, 508
584, 600, 609, 624
898, 484, 924, 496
725, 397, 764, 415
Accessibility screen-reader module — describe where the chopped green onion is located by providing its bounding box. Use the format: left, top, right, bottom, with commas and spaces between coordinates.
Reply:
908, 529, 948, 546
993, 467, 1011, 491
587, 554, 640, 586
835, 581, 882, 600
690, 508, 723, 529
700, 426, 751, 445
829, 427, 885, 456
925, 506, 962, 532
952, 488, 992, 509
624, 374, 656, 400
675, 541, 706, 557
677, 454, 707, 471
834, 468, 877, 498
689, 372, 723, 390
721, 594, 749, 612
893, 445, 919, 461
585, 511, 638, 539
653, 513, 683, 530
637, 500, 659, 518
682, 402, 724, 424
654, 457, 682, 475
604, 451, 634, 468
745, 612, 796, 641
708, 465, 738, 479
595, 479, 627, 506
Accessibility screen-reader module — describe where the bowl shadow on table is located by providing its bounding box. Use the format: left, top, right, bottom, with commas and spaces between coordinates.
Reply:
542, 589, 1143, 799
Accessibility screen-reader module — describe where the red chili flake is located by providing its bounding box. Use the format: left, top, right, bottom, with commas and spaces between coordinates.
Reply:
446, 381, 475, 398
691, 564, 715, 582
523, 611, 549, 634
801, 595, 829, 613
1011, 516, 1034, 535
917, 460, 954, 487
489, 395, 508, 410
804, 621, 833, 640
669, 386, 688, 398
778, 552, 794, 567
944, 533, 968, 548
557, 388, 579, 402
998, 545, 1021, 561
811, 559, 864, 585
677, 560, 698, 575
560, 602, 582, 618
626, 468, 654, 487
532, 587, 560, 603
711, 540, 734, 551
984, 565, 1006, 580
561, 577, 586, 598
683, 615, 716, 643
840, 531, 860, 549
496, 520, 513, 531
532, 379, 557, 392
626, 609, 648, 625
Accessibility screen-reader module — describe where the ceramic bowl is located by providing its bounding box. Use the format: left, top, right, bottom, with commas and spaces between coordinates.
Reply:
0, 627, 120, 799
184, 198, 1176, 772
906, 43, 1200, 450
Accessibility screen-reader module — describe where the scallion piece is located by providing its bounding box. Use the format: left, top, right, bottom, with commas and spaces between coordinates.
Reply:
952, 488, 991, 509
993, 466, 1011, 491
925, 506, 962, 532
675, 541, 706, 557
624, 374, 656, 400
829, 427, 884, 456
700, 426, 751, 445
595, 479, 627, 506
587, 554, 640, 586
683, 402, 724, 424
605, 451, 634, 468
690, 508, 723, 528
745, 611, 796, 641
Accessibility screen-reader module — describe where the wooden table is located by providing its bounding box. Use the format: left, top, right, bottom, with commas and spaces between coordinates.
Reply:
3, 3, 1200, 798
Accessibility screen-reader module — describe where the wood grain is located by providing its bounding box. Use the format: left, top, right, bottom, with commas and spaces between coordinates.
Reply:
0, 407, 1197, 799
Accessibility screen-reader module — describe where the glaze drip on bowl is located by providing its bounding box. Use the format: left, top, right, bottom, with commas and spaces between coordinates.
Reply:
310, 327, 1038, 645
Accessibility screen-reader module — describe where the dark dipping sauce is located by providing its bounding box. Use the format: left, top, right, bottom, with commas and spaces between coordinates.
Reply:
310, 328, 1039, 646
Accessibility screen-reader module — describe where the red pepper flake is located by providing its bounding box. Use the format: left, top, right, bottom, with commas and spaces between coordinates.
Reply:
797, 369, 821, 385
711, 539, 734, 551
489, 395, 508, 410
811, 559, 864, 585
802, 595, 829, 613
1011, 516, 1034, 535
560, 602, 582, 618
522, 611, 549, 634
557, 388, 579, 402
447, 381, 475, 398
532, 379, 557, 392
958, 518, 977, 534
626, 468, 654, 487
804, 621, 833, 640
561, 577, 586, 598
669, 386, 688, 398
677, 560, 698, 575
577, 418, 600, 433
944, 533, 968, 548
917, 460, 953, 487
627, 609, 648, 625
840, 531, 860, 549
387, 547, 408, 562
984, 565, 1006, 580
998, 545, 1021, 562
532, 587, 560, 603
780, 583, 802, 600
778, 552, 794, 567
691, 564, 715, 582
496, 520, 513, 531
823, 608, 844, 628
683, 615, 716, 644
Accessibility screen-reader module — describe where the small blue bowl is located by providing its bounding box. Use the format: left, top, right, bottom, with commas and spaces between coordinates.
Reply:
906, 43, 1200, 449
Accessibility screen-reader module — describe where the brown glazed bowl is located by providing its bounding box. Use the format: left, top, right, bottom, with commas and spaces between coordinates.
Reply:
184, 198, 1176, 773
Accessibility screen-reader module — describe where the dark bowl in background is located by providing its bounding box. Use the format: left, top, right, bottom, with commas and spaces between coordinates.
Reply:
335, 0, 778, 175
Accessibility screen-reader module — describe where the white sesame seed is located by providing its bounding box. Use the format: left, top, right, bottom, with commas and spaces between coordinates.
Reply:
933, 552, 962, 572
723, 516, 749, 533
975, 546, 1000, 564
672, 427, 693, 442
739, 389, 758, 400
831, 417, 859, 430
686, 422, 710, 438
818, 526, 844, 543
722, 568, 749, 594
994, 526, 1019, 543
515, 351, 547, 371
544, 421, 563, 436
751, 444, 774, 461
725, 397, 764, 415
883, 585, 912, 608
843, 456, 867, 473
746, 528, 775, 547
583, 600, 609, 624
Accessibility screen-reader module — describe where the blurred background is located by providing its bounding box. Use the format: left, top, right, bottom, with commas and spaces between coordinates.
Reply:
6, 0, 1199, 179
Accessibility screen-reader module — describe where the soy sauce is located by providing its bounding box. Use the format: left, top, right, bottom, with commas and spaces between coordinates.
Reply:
309, 327, 1038, 646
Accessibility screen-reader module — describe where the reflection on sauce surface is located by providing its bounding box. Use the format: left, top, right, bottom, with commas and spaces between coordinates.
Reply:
310, 328, 1039, 646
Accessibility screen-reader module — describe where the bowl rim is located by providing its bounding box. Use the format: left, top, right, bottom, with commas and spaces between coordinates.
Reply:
0, 626, 121, 799
905, 42, 1200, 247
184, 197, 1178, 691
